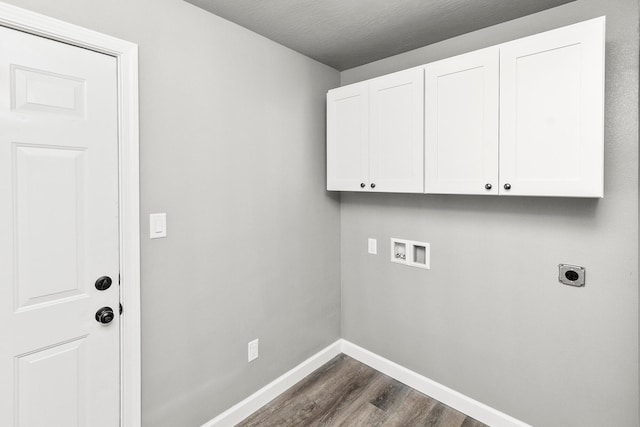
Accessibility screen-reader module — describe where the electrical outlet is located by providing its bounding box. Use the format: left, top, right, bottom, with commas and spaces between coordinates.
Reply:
368, 238, 377, 255
558, 264, 585, 287
248, 339, 259, 362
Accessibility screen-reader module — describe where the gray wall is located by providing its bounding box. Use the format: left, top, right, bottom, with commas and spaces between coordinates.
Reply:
2, 0, 341, 426
340, 1, 639, 426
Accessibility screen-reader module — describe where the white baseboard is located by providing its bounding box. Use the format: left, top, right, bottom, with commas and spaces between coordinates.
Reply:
202, 339, 531, 427
340, 340, 531, 427
201, 340, 342, 427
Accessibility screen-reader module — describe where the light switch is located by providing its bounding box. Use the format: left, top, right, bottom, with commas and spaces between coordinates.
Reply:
368, 238, 377, 255
149, 213, 167, 239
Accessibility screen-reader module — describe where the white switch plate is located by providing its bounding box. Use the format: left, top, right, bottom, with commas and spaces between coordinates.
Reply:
149, 213, 167, 239
368, 238, 377, 255
248, 339, 259, 362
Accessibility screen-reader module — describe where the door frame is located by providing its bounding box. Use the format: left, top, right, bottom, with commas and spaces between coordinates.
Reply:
0, 2, 141, 426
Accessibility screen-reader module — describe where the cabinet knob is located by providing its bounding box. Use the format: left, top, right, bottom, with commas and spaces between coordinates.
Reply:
504, 183, 512, 190
485, 183, 492, 190
370, 183, 376, 189
360, 183, 365, 188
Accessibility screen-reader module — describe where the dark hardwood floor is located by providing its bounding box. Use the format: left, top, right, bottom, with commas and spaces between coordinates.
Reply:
237, 354, 488, 427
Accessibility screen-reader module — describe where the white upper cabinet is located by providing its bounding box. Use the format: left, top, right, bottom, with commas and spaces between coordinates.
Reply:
424, 47, 499, 195
326, 82, 368, 191
327, 17, 605, 198
369, 68, 424, 193
327, 68, 424, 193
499, 17, 605, 197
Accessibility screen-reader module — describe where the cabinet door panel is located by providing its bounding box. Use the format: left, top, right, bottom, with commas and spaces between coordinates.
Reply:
425, 48, 499, 195
327, 83, 369, 191
369, 68, 424, 193
499, 17, 605, 197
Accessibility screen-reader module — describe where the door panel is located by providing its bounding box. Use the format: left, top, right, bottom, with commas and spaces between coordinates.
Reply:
326, 82, 369, 191
425, 48, 499, 195
16, 338, 87, 427
369, 68, 424, 193
0, 25, 120, 427
12, 65, 86, 117
14, 144, 88, 310
499, 18, 605, 197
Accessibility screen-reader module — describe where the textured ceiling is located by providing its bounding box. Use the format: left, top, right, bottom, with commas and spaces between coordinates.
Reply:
186, 0, 575, 71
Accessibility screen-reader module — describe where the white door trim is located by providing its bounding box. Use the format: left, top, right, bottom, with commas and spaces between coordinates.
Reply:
0, 2, 141, 426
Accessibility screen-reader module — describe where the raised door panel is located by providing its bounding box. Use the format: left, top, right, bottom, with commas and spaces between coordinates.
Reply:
499, 17, 605, 197
14, 145, 88, 310
425, 48, 499, 195
327, 82, 369, 191
369, 68, 424, 193
16, 338, 87, 427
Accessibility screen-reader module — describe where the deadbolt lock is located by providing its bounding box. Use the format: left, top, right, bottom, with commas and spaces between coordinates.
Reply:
95, 276, 112, 291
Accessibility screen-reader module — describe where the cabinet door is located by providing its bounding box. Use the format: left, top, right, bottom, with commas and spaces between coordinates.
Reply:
327, 82, 369, 191
425, 48, 499, 195
499, 17, 605, 197
369, 68, 424, 193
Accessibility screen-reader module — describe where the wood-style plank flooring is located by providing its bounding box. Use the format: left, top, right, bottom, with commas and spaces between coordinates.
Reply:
237, 354, 488, 427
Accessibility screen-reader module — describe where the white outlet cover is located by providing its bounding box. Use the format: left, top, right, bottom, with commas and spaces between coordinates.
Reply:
248, 339, 259, 362
368, 238, 377, 255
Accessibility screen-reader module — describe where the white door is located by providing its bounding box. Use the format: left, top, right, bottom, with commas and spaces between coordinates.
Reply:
326, 82, 369, 191
0, 25, 120, 427
424, 48, 499, 195
369, 68, 424, 193
499, 17, 605, 197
